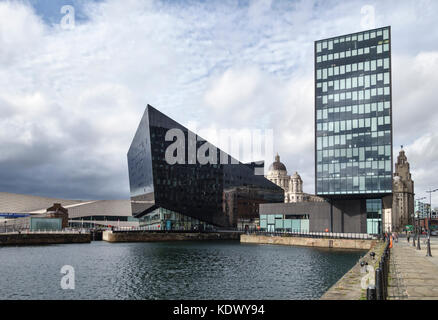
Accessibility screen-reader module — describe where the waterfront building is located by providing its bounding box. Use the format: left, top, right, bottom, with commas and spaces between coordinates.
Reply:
127, 104, 284, 230
314, 26, 394, 234
0, 192, 137, 230
266, 154, 324, 203
391, 148, 414, 230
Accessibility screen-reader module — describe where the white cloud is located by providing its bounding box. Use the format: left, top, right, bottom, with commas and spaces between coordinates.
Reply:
0, 0, 437, 203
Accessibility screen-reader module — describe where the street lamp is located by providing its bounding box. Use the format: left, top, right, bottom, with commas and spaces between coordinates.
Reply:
411, 213, 416, 247
425, 188, 438, 257
415, 211, 421, 250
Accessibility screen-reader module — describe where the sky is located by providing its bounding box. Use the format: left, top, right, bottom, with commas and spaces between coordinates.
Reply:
0, 0, 437, 206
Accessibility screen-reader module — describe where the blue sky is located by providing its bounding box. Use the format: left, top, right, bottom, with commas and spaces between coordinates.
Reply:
1, 0, 438, 205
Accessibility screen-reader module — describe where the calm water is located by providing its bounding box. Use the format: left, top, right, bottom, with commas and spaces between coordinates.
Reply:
0, 241, 365, 300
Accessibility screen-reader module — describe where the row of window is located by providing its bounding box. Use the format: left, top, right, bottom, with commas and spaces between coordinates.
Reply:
316, 59, 390, 80
316, 28, 390, 52
317, 161, 392, 174
317, 144, 391, 158
316, 43, 390, 63
317, 176, 392, 193
319, 87, 391, 104
317, 132, 391, 150
316, 116, 391, 135
317, 72, 390, 93
316, 102, 390, 119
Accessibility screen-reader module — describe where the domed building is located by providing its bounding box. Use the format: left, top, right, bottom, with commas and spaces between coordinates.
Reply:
266, 154, 322, 203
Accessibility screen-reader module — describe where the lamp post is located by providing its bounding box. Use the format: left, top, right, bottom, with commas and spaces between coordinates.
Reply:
411, 213, 416, 247
425, 188, 438, 257
416, 211, 421, 250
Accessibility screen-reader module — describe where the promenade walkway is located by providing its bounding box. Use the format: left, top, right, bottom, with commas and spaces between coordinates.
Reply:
388, 236, 438, 300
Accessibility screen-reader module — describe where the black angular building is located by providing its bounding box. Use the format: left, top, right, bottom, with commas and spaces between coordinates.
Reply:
314, 26, 393, 234
127, 105, 284, 230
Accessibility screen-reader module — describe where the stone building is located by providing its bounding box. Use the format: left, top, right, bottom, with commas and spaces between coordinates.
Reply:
389, 148, 414, 231
266, 154, 323, 203
46, 203, 69, 228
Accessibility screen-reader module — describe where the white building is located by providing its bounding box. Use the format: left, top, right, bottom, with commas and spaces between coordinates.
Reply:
265, 154, 323, 203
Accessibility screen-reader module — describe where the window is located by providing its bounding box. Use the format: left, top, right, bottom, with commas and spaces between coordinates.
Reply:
384, 72, 390, 84
364, 61, 370, 71
384, 87, 390, 95
317, 43, 322, 52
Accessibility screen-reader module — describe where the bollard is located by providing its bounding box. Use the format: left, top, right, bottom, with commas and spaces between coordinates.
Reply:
367, 285, 376, 300
376, 268, 383, 300
379, 260, 386, 299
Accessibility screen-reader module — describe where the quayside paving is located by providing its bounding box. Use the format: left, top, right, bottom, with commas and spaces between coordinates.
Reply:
388, 236, 438, 300
320, 240, 384, 300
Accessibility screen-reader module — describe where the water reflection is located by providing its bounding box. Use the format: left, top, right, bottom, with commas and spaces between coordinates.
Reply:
0, 241, 365, 300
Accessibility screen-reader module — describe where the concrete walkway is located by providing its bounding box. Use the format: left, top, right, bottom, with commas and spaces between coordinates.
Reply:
388, 236, 438, 300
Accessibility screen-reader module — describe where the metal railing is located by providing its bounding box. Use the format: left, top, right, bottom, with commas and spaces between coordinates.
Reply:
245, 229, 377, 240
367, 238, 390, 300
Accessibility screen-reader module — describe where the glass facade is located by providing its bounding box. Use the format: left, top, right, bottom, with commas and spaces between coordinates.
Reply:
138, 207, 216, 231
127, 105, 284, 228
259, 214, 310, 233
315, 27, 393, 196
366, 199, 382, 234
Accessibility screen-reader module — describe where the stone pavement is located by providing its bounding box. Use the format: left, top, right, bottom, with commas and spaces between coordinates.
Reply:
388, 236, 438, 300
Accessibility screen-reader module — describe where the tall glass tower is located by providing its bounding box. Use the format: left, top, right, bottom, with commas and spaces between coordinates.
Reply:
314, 27, 393, 234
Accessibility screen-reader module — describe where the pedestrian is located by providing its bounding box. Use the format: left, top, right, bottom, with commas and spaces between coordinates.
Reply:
407, 232, 410, 243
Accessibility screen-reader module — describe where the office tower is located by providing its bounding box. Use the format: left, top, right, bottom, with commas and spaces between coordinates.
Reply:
315, 27, 393, 234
